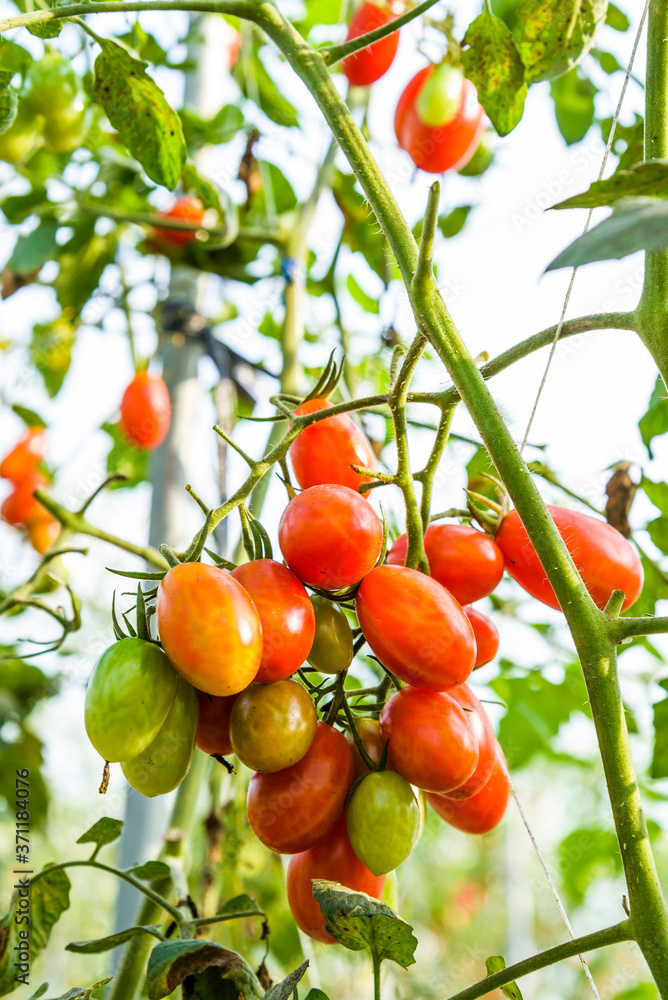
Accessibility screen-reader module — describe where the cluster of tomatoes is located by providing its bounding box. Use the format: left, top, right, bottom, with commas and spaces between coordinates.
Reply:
84, 391, 645, 944
0, 426, 59, 553
342, 1, 487, 174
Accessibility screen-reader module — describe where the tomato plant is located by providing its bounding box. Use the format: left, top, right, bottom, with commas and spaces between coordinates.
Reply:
119, 371, 171, 450
289, 397, 376, 492
229, 679, 317, 772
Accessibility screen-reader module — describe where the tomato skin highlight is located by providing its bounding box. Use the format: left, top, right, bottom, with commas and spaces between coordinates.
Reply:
496, 506, 644, 611
380, 686, 479, 793
463, 606, 500, 668
356, 565, 475, 690
279, 484, 383, 590
1, 473, 48, 528
289, 398, 376, 493
395, 66, 484, 173
154, 196, 205, 246
287, 814, 385, 943
231, 560, 315, 682
387, 524, 503, 605
0, 428, 47, 483
120, 371, 171, 450
230, 680, 317, 773
195, 690, 237, 757
427, 745, 510, 834
346, 770, 420, 875
342, 1, 404, 87
307, 595, 354, 675
247, 721, 355, 854
156, 562, 262, 697
446, 684, 496, 799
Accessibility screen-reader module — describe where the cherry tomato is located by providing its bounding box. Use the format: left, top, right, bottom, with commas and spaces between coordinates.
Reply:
387, 524, 503, 605
356, 565, 475, 690
247, 721, 355, 854
231, 560, 315, 682
287, 814, 385, 943
427, 744, 509, 834
279, 484, 383, 590
121, 676, 198, 797
28, 513, 60, 554
0, 428, 47, 482
85, 637, 179, 762
154, 196, 205, 246
379, 686, 478, 793
156, 562, 262, 697
1, 473, 48, 528
43, 100, 85, 153
341, 1, 405, 87
307, 595, 354, 674
346, 770, 420, 875
195, 691, 237, 757
446, 684, 496, 799
289, 398, 376, 494
230, 679, 316, 772
496, 506, 644, 611
24, 54, 78, 118
395, 66, 484, 174
345, 718, 387, 778
463, 606, 499, 668
119, 371, 171, 450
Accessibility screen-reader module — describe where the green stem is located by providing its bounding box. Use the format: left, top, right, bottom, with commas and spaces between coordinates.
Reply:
0, 0, 256, 31
321, 0, 440, 65
443, 921, 633, 1000
188, 909, 266, 930
611, 615, 668, 639
413, 182, 440, 291
372, 953, 382, 1000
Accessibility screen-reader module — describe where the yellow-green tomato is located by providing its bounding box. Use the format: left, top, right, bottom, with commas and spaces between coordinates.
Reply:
346, 770, 420, 876
43, 100, 86, 153
24, 53, 78, 117
229, 679, 316, 772
121, 676, 198, 797
307, 595, 353, 674
0, 102, 41, 164
84, 637, 178, 762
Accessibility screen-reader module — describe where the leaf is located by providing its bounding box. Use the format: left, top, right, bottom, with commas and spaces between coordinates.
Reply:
641, 476, 668, 515
216, 894, 260, 916
1, 187, 48, 224
514, 0, 607, 82
126, 860, 171, 881
304, 993, 331, 1000
180, 103, 244, 152
43, 979, 113, 1000
438, 205, 473, 239
28, 986, 48, 999
93, 38, 186, 189
601, 114, 643, 172
12, 404, 47, 429
651, 681, 668, 779
67, 926, 163, 954
606, 3, 630, 31
9, 220, 59, 275
146, 940, 263, 1000
30, 867, 71, 951
0, 38, 33, 74
312, 881, 417, 969
252, 54, 299, 128
347, 274, 380, 314
485, 957, 523, 999
0, 84, 17, 135
30, 315, 78, 397
639, 377, 668, 459
557, 827, 622, 906
554, 161, 668, 210
263, 962, 309, 1000
550, 68, 597, 146
103, 422, 150, 490
332, 170, 388, 282
648, 517, 668, 555
26, 18, 62, 38
76, 817, 123, 851
461, 9, 526, 136
546, 198, 668, 270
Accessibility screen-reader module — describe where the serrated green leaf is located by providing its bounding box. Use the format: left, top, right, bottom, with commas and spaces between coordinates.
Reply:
485, 957, 523, 999
93, 38, 186, 189
554, 161, 668, 210
546, 198, 668, 271
0, 38, 33, 74
126, 860, 171, 881
12, 404, 47, 429
263, 962, 309, 1000
9, 220, 58, 275
346, 273, 379, 314
312, 881, 417, 969
76, 816, 123, 850
67, 926, 163, 954
146, 940, 263, 1000
31, 317, 78, 397
514, 0, 606, 83
550, 68, 597, 145
462, 10, 526, 136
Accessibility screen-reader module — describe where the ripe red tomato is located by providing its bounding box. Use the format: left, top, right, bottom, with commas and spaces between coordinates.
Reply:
29, 513, 60, 554
231, 560, 315, 683
154, 196, 204, 246
0, 428, 47, 483
356, 565, 475, 690
395, 65, 484, 173
287, 814, 385, 943
195, 691, 237, 757
289, 398, 376, 493
156, 562, 262, 697
119, 371, 171, 450
345, 718, 388, 778
341, 1, 404, 87
229, 679, 317, 772
379, 686, 479, 793
1, 473, 48, 528
279, 484, 383, 590
446, 684, 496, 799
427, 745, 509, 834
496, 506, 644, 612
247, 721, 355, 854
463, 606, 499, 668
387, 524, 503, 605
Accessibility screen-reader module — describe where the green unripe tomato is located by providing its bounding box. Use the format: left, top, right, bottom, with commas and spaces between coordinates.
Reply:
416, 63, 464, 127
307, 595, 354, 674
84, 637, 178, 762
346, 770, 420, 876
121, 676, 198, 797
43, 100, 86, 153
458, 130, 494, 177
24, 53, 78, 118
0, 102, 41, 164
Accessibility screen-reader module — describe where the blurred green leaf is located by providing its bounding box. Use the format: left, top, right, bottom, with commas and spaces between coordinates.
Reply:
485, 957, 523, 999
102, 422, 150, 490
347, 273, 379, 314
641, 476, 668, 514
1, 187, 49, 225
26, 19, 62, 38
0, 866, 70, 992
30, 315, 77, 397
67, 927, 162, 954
514, 0, 607, 83
125, 861, 171, 881
42, 979, 113, 1000
462, 9, 526, 136
647, 517, 668, 554
180, 103, 244, 152
216, 894, 260, 916
438, 205, 474, 238
9, 220, 58, 275
550, 69, 597, 146
312, 881, 417, 968
0, 730, 49, 828
252, 54, 299, 128
558, 827, 621, 906
0, 80, 17, 135
332, 170, 388, 282
601, 114, 644, 173
11, 404, 47, 429
0, 38, 33, 74
605, 3, 630, 31
651, 680, 668, 779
